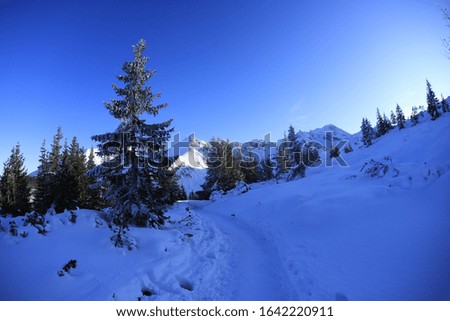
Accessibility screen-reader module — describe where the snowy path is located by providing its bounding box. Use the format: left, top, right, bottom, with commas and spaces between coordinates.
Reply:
198, 204, 297, 300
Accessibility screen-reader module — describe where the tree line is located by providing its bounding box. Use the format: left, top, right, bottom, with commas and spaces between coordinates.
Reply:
0, 128, 104, 217
360, 80, 449, 146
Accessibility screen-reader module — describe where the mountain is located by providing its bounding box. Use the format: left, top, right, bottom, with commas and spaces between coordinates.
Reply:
172, 137, 209, 195
297, 124, 359, 146
173, 124, 361, 194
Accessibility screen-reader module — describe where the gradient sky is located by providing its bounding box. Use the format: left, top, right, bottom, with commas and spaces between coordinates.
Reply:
1, 0, 449, 171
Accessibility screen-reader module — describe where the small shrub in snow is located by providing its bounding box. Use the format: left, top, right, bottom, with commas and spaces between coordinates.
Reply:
23, 212, 48, 234
410, 106, 419, 125
94, 216, 104, 228
360, 159, 399, 178
330, 146, 340, 158
111, 226, 136, 250
360, 159, 389, 178
69, 210, 77, 224
58, 259, 77, 277
179, 214, 194, 227
97, 210, 113, 224
344, 143, 353, 153
9, 221, 18, 237
0, 219, 4, 233
210, 190, 225, 201
231, 181, 251, 196
137, 288, 154, 301
20, 231, 28, 238
141, 289, 153, 297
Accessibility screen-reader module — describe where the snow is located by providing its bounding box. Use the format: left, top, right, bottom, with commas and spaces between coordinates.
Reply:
297, 123, 358, 147
172, 138, 209, 195
1, 114, 449, 300
176, 167, 207, 195
28, 170, 39, 177
173, 147, 208, 169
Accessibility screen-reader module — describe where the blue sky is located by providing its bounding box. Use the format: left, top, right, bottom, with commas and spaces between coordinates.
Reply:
1, 0, 449, 171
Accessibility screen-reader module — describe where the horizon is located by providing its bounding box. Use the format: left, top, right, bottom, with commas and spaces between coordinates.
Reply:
1, 0, 450, 172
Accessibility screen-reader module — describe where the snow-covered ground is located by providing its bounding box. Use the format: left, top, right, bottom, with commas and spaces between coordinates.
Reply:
1, 114, 449, 300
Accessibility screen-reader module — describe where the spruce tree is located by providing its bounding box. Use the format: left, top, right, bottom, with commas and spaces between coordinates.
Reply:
202, 139, 244, 194
275, 135, 289, 179
411, 106, 419, 126
285, 125, 305, 180
54, 137, 87, 213
92, 39, 174, 231
426, 80, 440, 120
390, 110, 397, 126
69, 137, 88, 207
47, 126, 64, 210
286, 125, 300, 168
49, 127, 63, 174
54, 140, 68, 213
155, 155, 185, 206
217, 140, 244, 192
395, 104, 406, 129
375, 108, 384, 137
441, 95, 449, 113
33, 141, 53, 214
202, 138, 223, 197
0, 144, 31, 216
241, 151, 260, 184
383, 113, 392, 132
84, 148, 104, 210
344, 143, 353, 153
260, 157, 275, 181
305, 142, 321, 164
361, 118, 375, 146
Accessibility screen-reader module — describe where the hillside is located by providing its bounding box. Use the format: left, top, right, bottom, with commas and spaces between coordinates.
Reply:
1, 113, 449, 300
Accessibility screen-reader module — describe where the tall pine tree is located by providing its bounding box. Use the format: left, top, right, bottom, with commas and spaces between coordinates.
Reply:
395, 104, 406, 130
0, 144, 31, 216
217, 140, 244, 192
84, 148, 104, 210
375, 108, 384, 137
49, 127, 63, 174
241, 148, 260, 184
410, 106, 419, 126
54, 137, 87, 213
390, 110, 397, 126
286, 125, 305, 180
47, 126, 64, 210
361, 118, 375, 146
260, 157, 275, 181
440, 95, 449, 113
92, 39, 175, 232
383, 113, 392, 132
202, 139, 244, 195
33, 140, 53, 214
426, 80, 440, 120
202, 138, 224, 197
276, 135, 289, 179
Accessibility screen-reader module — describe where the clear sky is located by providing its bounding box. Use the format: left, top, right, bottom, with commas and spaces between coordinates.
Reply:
1, 0, 449, 171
